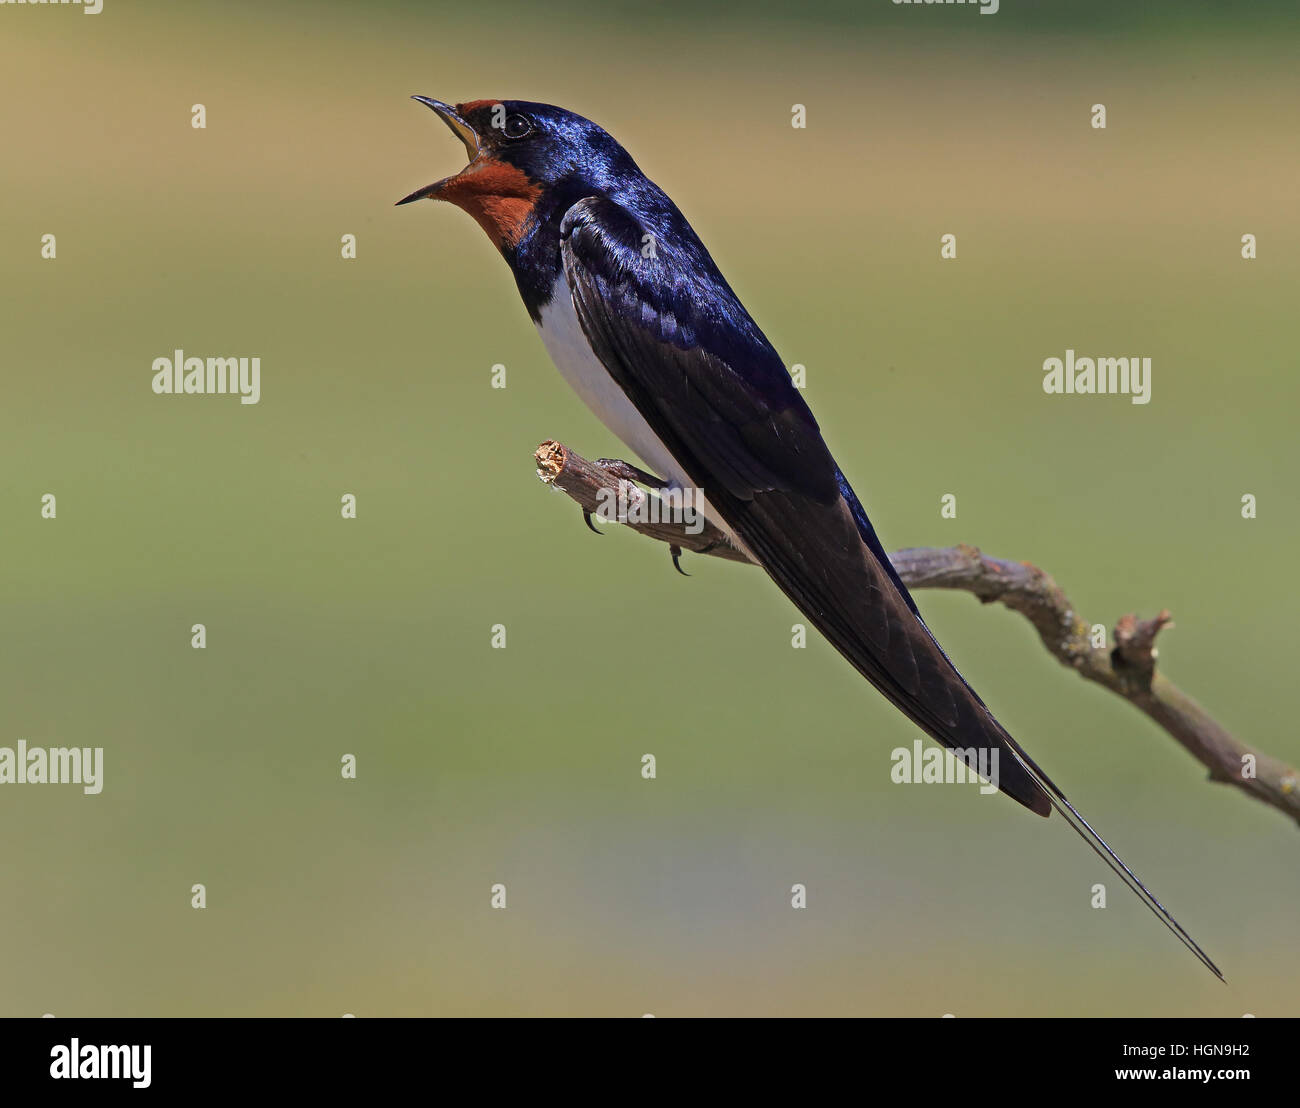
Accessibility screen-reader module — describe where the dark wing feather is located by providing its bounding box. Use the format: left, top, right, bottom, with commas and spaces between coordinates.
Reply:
560, 195, 1043, 809
556, 195, 1222, 980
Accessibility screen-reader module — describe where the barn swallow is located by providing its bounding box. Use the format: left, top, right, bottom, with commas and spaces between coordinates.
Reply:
399, 97, 1221, 979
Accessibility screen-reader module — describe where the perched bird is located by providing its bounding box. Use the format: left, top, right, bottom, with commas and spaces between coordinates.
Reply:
399, 97, 1221, 979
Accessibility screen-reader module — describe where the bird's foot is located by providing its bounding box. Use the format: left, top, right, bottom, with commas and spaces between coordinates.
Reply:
594, 458, 667, 488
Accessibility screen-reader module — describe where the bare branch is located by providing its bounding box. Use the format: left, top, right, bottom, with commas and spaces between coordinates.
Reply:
535, 439, 1300, 827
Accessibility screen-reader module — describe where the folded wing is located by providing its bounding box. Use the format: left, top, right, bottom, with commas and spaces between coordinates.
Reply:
557, 194, 1222, 979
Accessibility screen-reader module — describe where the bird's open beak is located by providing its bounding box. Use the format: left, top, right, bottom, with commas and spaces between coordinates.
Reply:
396, 97, 481, 205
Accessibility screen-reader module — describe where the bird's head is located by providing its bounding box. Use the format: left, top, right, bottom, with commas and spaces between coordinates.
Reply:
397, 97, 629, 253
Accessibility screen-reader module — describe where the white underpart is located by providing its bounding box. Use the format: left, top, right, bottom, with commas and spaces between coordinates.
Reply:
535, 284, 743, 549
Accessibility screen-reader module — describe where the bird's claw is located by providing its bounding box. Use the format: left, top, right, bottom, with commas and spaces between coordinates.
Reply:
670, 544, 689, 576
583, 509, 603, 535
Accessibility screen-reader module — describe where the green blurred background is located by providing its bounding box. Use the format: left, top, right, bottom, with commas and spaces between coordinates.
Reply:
2, 0, 1296, 1016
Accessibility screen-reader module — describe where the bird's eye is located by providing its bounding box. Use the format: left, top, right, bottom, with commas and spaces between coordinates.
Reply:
502, 113, 533, 139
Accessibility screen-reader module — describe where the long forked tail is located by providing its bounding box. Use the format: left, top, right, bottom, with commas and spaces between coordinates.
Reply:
1003, 737, 1224, 981
733, 467, 1224, 977
836, 476, 1225, 980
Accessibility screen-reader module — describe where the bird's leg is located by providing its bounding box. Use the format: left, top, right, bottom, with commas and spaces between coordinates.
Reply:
594, 458, 667, 488
592, 458, 697, 579
582, 458, 657, 533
